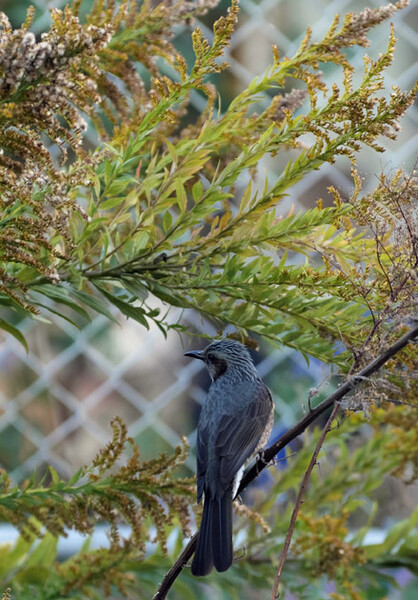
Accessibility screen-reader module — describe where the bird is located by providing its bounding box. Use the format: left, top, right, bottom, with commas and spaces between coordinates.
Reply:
184, 339, 274, 576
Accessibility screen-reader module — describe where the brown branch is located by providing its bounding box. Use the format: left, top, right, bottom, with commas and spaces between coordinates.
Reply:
151, 533, 199, 600
270, 401, 341, 600
239, 323, 418, 492
152, 324, 418, 600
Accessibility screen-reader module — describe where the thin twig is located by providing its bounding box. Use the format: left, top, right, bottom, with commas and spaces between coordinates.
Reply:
270, 401, 341, 600
152, 324, 418, 600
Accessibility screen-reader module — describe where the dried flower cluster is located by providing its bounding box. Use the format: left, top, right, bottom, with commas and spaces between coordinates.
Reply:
84, 0, 223, 130
379, 404, 418, 482
293, 512, 366, 579
0, 417, 194, 554
273, 89, 308, 122
323, 168, 418, 373
329, 1, 408, 49
0, 0, 222, 312
0, 8, 110, 132
0, 5, 113, 307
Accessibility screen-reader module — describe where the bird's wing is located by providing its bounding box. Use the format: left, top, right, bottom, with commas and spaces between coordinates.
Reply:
215, 383, 272, 487
196, 424, 208, 503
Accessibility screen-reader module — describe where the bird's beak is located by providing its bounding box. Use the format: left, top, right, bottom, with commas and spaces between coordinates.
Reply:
184, 350, 205, 361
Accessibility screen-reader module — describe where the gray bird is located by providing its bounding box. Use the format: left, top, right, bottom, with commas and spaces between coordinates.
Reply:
185, 339, 274, 576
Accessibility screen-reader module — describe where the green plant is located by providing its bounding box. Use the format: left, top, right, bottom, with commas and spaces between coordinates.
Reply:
0, 0, 415, 366
0, 0, 417, 598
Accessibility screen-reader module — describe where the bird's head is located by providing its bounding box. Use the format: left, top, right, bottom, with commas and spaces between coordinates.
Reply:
184, 339, 258, 382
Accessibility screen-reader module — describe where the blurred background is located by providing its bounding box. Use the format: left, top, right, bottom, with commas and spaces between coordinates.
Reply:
0, 0, 417, 596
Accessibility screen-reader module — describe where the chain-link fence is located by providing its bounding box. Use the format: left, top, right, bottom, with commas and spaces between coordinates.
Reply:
0, 0, 417, 509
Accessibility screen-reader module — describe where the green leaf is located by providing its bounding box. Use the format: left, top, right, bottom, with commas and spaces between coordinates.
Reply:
122, 276, 149, 301
176, 178, 187, 212
131, 230, 150, 253
192, 180, 203, 203
68, 467, 84, 486
95, 284, 149, 328
48, 466, 60, 485
31, 301, 83, 330
99, 195, 126, 210
238, 179, 253, 213
69, 288, 119, 323
25, 532, 58, 569
15, 565, 52, 585
103, 159, 114, 185
0, 319, 28, 352
149, 283, 187, 308
0, 524, 40, 578
31, 284, 91, 322
162, 209, 173, 232
165, 138, 178, 163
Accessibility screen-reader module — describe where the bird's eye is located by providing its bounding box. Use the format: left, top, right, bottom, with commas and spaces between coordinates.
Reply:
206, 352, 215, 362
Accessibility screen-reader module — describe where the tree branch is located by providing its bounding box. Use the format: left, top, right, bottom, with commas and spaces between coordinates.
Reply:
152, 324, 418, 600
239, 324, 418, 493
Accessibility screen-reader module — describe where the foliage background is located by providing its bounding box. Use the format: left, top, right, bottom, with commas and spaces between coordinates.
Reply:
0, 0, 417, 598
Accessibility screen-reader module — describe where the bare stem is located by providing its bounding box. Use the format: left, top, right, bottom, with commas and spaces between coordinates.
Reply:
270, 401, 341, 599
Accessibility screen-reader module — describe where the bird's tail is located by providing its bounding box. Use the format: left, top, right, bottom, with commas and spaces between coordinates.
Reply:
191, 493, 233, 576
